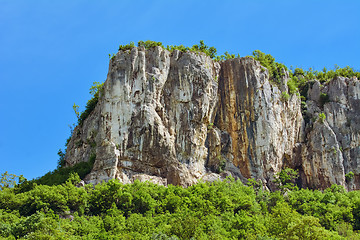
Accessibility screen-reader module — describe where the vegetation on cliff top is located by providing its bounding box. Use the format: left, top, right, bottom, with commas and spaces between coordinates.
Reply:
1, 172, 360, 239
116, 40, 360, 99
119, 40, 218, 59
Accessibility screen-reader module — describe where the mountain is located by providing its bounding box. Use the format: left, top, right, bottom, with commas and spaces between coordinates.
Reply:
64, 44, 360, 190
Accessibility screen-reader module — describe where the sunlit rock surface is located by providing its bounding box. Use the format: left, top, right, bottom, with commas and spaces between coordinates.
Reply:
65, 47, 360, 190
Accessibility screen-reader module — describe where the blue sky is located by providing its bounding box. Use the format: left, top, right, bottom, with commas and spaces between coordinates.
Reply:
1, 0, 360, 180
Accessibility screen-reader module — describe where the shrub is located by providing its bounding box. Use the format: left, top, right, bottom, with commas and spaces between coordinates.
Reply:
167, 40, 218, 59
118, 41, 135, 51
78, 82, 104, 126
57, 149, 66, 168
287, 76, 298, 94
0, 171, 19, 190
273, 168, 299, 193
34, 158, 95, 186
138, 40, 164, 49
318, 113, 326, 123
214, 51, 238, 61
251, 50, 287, 85
190, 40, 217, 58
345, 172, 354, 183
281, 92, 290, 101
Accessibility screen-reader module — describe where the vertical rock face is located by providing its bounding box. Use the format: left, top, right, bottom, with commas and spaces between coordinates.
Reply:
302, 77, 360, 190
65, 46, 360, 190
66, 46, 220, 186
213, 58, 303, 188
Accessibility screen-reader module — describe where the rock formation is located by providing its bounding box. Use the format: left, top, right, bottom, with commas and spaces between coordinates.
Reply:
65, 46, 360, 190
299, 77, 360, 190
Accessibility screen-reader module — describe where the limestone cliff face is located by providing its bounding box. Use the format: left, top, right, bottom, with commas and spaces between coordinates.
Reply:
213, 58, 303, 189
66, 46, 220, 186
65, 46, 360, 190
301, 77, 360, 190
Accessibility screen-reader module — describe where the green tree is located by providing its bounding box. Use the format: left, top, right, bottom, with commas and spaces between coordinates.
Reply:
273, 168, 299, 193
73, 103, 80, 119
0, 171, 19, 190
77, 81, 104, 126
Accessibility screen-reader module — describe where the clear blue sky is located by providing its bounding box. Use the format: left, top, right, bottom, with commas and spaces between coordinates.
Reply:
1, 0, 360, 180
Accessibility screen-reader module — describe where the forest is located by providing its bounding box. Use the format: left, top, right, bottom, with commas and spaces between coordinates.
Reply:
1, 170, 360, 239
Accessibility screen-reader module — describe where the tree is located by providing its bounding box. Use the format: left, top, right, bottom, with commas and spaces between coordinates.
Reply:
73, 103, 80, 119
57, 149, 66, 168
0, 171, 19, 190
273, 168, 299, 193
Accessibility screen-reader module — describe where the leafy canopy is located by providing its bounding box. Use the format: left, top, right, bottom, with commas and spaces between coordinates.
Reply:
2, 175, 360, 239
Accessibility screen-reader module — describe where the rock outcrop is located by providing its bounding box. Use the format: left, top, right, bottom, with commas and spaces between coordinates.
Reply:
300, 77, 360, 190
65, 46, 360, 190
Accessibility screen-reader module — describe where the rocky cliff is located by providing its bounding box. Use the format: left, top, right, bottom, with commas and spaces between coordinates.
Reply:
65, 46, 360, 190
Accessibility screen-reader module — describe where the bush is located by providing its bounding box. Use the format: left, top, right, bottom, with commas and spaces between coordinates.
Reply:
167, 40, 217, 59
57, 149, 66, 168
118, 41, 135, 51
78, 82, 104, 126
251, 50, 287, 85
138, 40, 164, 49
345, 172, 355, 183
318, 113, 326, 123
281, 91, 290, 101
273, 168, 299, 193
34, 157, 95, 186
287, 76, 298, 94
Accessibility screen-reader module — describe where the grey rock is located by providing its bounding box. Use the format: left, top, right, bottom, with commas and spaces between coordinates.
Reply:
65, 46, 360, 190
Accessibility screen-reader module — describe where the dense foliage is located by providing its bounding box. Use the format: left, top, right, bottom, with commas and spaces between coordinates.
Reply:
1, 174, 360, 239
34, 154, 95, 186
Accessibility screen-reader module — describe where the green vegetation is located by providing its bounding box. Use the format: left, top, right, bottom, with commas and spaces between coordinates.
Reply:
57, 149, 66, 168
118, 40, 218, 59
273, 168, 299, 193
0, 172, 22, 190
167, 40, 217, 59
138, 40, 164, 49
214, 51, 240, 61
118, 41, 135, 51
1, 173, 360, 239
346, 172, 355, 183
77, 81, 104, 126
251, 50, 287, 85
24, 155, 96, 188
304, 65, 360, 83
58, 82, 104, 172
318, 112, 326, 123
281, 91, 290, 102
38, 42, 360, 238
114, 40, 360, 106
